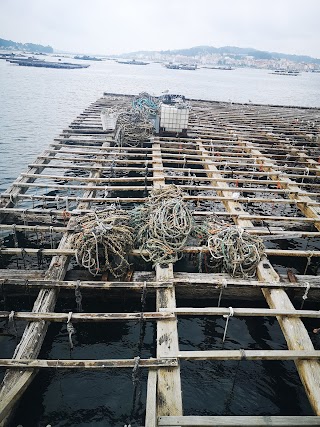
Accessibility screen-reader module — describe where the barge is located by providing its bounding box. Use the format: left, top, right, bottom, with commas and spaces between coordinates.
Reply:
0, 93, 320, 426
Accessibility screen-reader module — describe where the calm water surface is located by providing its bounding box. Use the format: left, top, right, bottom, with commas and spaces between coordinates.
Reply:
1, 57, 320, 191
0, 57, 320, 426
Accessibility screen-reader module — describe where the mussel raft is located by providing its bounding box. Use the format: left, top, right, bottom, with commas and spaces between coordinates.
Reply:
1, 92, 320, 426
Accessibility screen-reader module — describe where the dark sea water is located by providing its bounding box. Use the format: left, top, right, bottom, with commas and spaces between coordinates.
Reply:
1, 57, 320, 426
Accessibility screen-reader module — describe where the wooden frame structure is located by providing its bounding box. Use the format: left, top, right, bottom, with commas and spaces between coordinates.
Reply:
0, 93, 320, 426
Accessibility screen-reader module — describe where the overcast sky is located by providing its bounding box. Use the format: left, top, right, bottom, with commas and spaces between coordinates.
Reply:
1, 0, 320, 57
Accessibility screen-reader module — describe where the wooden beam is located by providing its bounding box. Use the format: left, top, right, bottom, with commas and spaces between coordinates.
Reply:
2, 247, 320, 258
158, 415, 320, 426
0, 311, 175, 322
153, 138, 183, 417
0, 275, 318, 290
161, 307, 320, 318
0, 358, 178, 369
146, 370, 158, 427
177, 350, 320, 361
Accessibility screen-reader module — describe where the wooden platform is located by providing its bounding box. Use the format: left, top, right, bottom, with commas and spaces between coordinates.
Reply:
0, 93, 320, 426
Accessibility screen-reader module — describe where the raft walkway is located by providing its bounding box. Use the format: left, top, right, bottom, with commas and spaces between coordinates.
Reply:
0, 94, 320, 426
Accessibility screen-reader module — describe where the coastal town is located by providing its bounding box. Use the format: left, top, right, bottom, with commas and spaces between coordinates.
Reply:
1, 37, 320, 72
124, 50, 320, 72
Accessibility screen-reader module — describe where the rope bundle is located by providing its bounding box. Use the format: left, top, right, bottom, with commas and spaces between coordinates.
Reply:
131, 185, 193, 266
115, 109, 154, 147
72, 209, 133, 277
207, 225, 265, 278
132, 92, 159, 117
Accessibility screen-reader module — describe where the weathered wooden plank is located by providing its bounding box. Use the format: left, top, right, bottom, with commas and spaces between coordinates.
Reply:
0, 275, 318, 290
153, 139, 183, 417
161, 307, 320, 318
2, 247, 320, 258
145, 370, 158, 427
178, 350, 320, 361
26, 161, 320, 180
12, 179, 320, 197
158, 415, 320, 426
0, 311, 175, 322
0, 358, 178, 369
4, 191, 320, 206
0, 279, 171, 289
0, 270, 46, 280
2, 206, 319, 225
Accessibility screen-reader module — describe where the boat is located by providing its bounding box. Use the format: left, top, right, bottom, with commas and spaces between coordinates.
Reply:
270, 69, 300, 76
74, 55, 102, 61
117, 59, 149, 65
165, 63, 197, 70
8, 57, 90, 69
203, 66, 235, 70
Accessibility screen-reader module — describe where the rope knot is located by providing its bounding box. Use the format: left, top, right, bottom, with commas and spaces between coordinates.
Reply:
66, 311, 75, 349
302, 282, 310, 301
223, 306, 234, 319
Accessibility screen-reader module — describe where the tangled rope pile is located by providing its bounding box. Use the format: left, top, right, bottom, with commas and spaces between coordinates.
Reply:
131, 185, 193, 266
72, 209, 133, 277
132, 92, 159, 117
207, 225, 265, 278
115, 109, 154, 147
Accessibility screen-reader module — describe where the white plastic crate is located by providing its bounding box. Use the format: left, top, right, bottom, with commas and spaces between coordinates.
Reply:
160, 104, 189, 132
101, 109, 118, 130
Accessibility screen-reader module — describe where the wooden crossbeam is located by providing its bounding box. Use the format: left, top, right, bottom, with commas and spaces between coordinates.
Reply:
178, 350, 320, 361
5, 192, 320, 206
160, 307, 320, 318
1, 247, 320, 258
0, 275, 317, 290
1, 206, 318, 224
0, 358, 178, 369
158, 415, 320, 426
0, 311, 174, 322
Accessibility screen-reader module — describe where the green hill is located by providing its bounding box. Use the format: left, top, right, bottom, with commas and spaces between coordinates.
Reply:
0, 37, 53, 53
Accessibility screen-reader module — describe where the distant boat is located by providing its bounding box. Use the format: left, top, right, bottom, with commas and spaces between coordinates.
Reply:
203, 66, 234, 70
270, 69, 300, 76
117, 59, 149, 65
74, 55, 102, 61
8, 57, 89, 69
165, 63, 197, 70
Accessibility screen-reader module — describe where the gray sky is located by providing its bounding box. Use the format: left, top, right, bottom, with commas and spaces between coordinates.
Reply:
1, 0, 320, 57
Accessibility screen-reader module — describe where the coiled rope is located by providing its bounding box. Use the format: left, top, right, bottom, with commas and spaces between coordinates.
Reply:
131, 185, 193, 266
132, 92, 159, 117
72, 209, 133, 277
115, 109, 154, 148
207, 225, 265, 278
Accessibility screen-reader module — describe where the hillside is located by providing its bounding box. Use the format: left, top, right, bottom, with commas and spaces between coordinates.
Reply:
0, 37, 53, 53
120, 45, 320, 64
